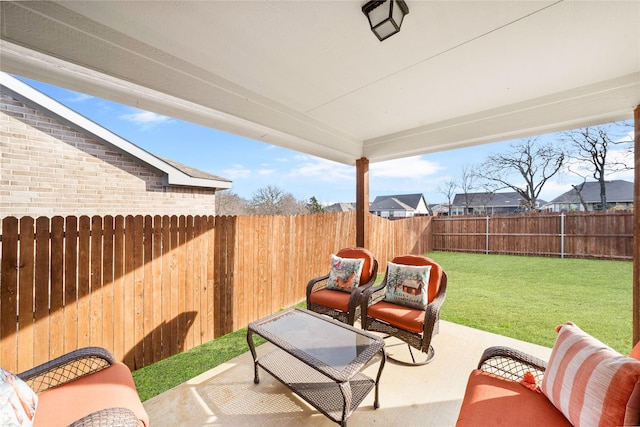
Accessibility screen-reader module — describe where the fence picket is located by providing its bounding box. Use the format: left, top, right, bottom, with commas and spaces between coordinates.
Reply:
143, 215, 154, 365
90, 216, 103, 348
49, 216, 64, 361
34, 217, 50, 365
17, 217, 34, 372
77, 216, 91, 348
63, 216, 78, 355
1, 217, 19, 372
113, 216, 125, 361
103, 216, 115, 356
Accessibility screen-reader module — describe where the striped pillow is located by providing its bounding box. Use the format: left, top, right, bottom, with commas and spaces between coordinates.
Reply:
541, 322, 640, 426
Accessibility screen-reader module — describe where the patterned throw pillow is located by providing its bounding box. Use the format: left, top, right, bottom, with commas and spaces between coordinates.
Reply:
383, 261, 431, 309
326, 254, 365, 292
541, 322, 640, 427
0, 368, 37, 427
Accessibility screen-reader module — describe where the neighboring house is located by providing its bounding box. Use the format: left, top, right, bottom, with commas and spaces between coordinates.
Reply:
429, 203, 450, 216
1, 73, 231, 218
544, 180, 634, 212
369, 193, 430, 219
451, 192, 546, 215
324, 202, 356, 213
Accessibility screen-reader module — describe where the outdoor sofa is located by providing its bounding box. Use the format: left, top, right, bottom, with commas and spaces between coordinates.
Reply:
6, 346, 149, 427
456, 322, 640, 426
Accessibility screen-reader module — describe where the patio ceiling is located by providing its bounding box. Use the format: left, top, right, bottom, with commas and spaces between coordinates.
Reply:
1, 1, 638, 166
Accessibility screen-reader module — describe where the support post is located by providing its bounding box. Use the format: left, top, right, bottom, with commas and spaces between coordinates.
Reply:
634, 105, 640, 345
356, 157, 369, 248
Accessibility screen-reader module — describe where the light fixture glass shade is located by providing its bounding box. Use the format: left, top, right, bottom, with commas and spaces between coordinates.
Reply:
362, 0, 409, 41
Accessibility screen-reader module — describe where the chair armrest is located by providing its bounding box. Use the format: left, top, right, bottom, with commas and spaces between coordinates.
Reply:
17, 347, 116, 393
478, 345, 547, 383
67, 407, 144, 427
423, 271, 447, 335
349, 259, 380, 303
305, 273, 330, 300
360, 276, 388, 328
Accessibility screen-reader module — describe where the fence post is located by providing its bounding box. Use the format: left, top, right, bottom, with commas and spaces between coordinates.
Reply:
560, 213, 565, 259
486, 215, 490, 255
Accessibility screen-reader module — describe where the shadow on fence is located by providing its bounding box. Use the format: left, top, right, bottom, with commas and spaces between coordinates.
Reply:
0, 212, 432, 373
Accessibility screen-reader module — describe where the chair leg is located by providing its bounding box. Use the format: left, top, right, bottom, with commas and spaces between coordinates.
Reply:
384, 340, 435, 366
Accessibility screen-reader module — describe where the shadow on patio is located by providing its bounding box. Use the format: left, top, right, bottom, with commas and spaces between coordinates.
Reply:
143, 321, 552, 426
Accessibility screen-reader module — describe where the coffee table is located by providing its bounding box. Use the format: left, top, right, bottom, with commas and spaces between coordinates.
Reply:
246, 307, 386, 427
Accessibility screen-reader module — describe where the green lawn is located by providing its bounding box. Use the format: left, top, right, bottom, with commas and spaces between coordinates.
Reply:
429, 251, 633, 354
133, 251, 633, 401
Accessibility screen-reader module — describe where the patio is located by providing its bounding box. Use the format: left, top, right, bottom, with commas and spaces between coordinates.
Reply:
143, 320, 552, 426
0, 3, 638, 424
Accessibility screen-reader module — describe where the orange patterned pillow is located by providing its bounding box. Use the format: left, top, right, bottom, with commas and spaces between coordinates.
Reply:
541, 322, 640, 426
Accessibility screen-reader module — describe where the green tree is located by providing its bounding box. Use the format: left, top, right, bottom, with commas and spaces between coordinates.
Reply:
306, 196, 325, 213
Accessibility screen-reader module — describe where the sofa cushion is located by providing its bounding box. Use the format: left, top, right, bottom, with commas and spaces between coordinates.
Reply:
367, 300, 425, 333
308, 288, 351, 312
326, 254, 365, 292
456, 370, 571, 427
383, 261, 431, 309
33, 362, 148, 427
541, 322, 640, 427
0, 368, 37, 426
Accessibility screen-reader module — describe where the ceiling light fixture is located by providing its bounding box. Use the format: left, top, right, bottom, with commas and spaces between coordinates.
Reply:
362, 0, 409, 42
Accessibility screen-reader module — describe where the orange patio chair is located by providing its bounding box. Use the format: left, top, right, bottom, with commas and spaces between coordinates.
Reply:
361, 254, 447, 365
306, 247, 378, 325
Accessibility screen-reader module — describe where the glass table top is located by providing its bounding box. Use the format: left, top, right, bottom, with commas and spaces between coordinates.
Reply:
251, 308, 380, 372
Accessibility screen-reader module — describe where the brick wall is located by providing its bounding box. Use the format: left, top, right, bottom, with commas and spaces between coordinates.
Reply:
1, 92, 217, 217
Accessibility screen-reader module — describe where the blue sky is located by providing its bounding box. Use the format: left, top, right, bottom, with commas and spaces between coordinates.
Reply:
18, 76, 634, 206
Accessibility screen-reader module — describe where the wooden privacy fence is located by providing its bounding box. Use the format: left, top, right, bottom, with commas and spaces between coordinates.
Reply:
0, 212, 432, 373
432, 211, 633, 260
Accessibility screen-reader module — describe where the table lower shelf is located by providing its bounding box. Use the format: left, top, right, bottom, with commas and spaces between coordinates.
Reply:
256, 349, 376, 424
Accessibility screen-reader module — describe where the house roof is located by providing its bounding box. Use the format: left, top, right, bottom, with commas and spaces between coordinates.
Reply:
452, 192, 526, 208
0, 1, 637, 166
1, 72, 232, 190
159, 157, 230, 183
370, 194, 425, 211
549, 180, 634, 204
324, 203, 356, 213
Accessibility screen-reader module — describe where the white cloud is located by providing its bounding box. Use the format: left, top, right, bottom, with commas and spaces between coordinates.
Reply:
66, 93, 93, 102
371, 156, 444, 178
288, 155, 353, 182
258, 169, 275, 176
223, 164, 251, 179
119, 109, 172, 128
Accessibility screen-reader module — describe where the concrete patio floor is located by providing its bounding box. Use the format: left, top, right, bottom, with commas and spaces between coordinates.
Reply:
143, 321, 552, 427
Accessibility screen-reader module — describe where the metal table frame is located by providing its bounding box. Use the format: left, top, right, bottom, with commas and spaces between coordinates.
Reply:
247, 307, 386, 426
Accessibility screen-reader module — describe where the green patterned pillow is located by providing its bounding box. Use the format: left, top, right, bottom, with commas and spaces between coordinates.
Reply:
326, 254, 365, 292
383, 261, 431, 309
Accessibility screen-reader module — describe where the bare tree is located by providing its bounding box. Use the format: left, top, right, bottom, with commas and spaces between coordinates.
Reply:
278, 193, 309, 215
215, 191, 250, 215
476, 137, 565, 211
436, 180, 457, 216
562, 122, 633, 210
460, 165, 478, 214
571, 180, 590, 211
475, 183, 496, 214
249, 185, 309, 215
